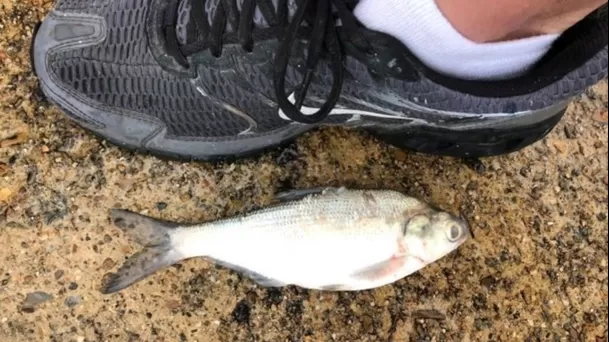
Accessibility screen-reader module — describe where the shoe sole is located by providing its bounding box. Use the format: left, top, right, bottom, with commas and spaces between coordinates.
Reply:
31, 11, 568, 162
370, 109, 564, 158
43, 86, 566, 162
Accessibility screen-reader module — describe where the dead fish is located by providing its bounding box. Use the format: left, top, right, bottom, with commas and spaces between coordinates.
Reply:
100, 187, 470, 294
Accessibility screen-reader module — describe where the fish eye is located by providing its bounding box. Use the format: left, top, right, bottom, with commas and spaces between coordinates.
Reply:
447, 224, 462, 242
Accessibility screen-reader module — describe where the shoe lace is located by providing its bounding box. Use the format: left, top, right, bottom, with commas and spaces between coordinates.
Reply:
162, 0, 360, 124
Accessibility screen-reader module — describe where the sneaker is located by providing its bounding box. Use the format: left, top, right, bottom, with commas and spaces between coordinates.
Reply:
31, 0, 608, 161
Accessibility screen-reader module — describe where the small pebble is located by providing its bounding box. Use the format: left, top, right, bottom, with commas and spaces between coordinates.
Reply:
231, 300, 251, 324
165, 300, 181, 310
413, 309, 446, 320
20, 307, 35, 314
592, 109, 608, 124
68, 282, 78, 290
463, 158, 486, 174
102, 258, 116, 270
54, 270, 64, 280
157, 202, 168, 211
25, 291, 53, 304
65, 295, 82, 308
393, 149, 407, 162
21, 291, 54, 312
564, 126, 577, 139
0, 188, 12, 202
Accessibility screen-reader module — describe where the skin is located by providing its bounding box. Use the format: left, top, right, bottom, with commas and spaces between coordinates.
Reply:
435, 0, 608, 42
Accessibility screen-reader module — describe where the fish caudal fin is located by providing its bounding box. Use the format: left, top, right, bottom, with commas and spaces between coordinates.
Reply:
101, 209, 184, 294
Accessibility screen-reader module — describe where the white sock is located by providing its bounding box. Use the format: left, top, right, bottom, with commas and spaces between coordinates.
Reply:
353, 0, 561, 80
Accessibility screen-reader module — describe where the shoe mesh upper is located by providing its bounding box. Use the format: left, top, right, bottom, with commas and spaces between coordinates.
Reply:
45, 0, 608, 139
49, 0, 268, 137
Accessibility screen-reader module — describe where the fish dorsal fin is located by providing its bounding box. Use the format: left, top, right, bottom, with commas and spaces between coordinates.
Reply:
274, 187, 347, 202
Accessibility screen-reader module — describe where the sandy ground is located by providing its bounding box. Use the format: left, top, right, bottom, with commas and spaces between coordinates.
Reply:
1, 1, 608, 341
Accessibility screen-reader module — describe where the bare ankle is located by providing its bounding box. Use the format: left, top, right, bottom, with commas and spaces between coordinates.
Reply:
436, 0, 608, 42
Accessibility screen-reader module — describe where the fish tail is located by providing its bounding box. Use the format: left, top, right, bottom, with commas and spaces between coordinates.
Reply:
101, 209, 185, 294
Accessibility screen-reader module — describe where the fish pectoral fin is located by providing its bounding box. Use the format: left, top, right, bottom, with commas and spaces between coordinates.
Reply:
274, 186, 347, 202
351, 255, 408, 282
212, 260, 287, 288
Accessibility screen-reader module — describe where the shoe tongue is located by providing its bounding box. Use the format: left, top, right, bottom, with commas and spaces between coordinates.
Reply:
176, 0, 297, 45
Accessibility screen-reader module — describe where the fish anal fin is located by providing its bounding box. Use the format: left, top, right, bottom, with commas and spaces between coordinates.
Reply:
212, 260, 287, 288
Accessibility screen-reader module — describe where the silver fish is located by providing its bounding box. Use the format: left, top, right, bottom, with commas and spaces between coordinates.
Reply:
100, 187, 470, 294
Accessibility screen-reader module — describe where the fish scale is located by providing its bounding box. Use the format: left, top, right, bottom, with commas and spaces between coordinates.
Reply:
100, 187, 470, 293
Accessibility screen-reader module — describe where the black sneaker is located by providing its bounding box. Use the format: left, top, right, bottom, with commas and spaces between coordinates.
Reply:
31, 0, 608, 161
